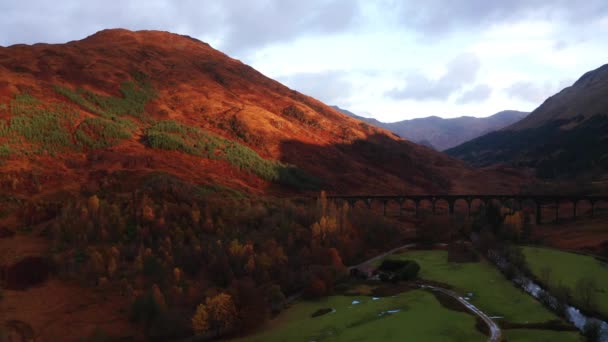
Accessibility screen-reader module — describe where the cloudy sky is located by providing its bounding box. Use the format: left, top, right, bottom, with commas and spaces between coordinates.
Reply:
2, 1, 607, 122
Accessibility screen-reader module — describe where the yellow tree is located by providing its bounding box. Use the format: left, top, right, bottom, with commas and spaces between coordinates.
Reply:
206, 293, 237, 335
192, 303, 209, 335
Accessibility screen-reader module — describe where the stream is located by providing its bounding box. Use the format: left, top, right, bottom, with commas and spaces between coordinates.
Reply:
488, 250, 608, 341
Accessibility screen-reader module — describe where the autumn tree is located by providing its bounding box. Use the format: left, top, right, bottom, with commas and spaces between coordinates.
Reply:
192, 303, 209, 335
190, 292, 238, 336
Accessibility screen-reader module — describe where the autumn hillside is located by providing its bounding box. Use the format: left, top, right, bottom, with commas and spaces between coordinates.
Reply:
0, 29, 525, 205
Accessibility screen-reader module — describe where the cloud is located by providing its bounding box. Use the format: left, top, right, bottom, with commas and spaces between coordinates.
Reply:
505, 79, 571, 103
220, 0, 360, 53
456, 84, 492, 104
389, 0, 608, 36
385, 53, 481, 100
0, 0, 361, 55
277, 71, 353, 104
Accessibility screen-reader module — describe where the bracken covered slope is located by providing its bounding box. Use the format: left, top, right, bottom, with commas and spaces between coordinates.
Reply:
0, 29, 524, 201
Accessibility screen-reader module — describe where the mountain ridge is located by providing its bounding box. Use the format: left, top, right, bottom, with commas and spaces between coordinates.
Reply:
333, 106, 528, 150
446, 63, 608, 179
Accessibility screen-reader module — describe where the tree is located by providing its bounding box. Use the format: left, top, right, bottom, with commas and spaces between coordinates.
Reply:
266, 284, 285, 313
304, 277, 326, 299
205, 293, 237, 335
416, 216, 454, 247
583, 320, 601, 342
192, 303, 209, 335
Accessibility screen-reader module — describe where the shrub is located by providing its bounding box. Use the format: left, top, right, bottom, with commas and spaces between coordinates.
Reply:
378, 259, 420, 282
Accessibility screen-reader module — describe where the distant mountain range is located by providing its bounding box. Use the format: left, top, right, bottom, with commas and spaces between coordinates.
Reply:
447, 64, 608, 180
333, 106, 528, 151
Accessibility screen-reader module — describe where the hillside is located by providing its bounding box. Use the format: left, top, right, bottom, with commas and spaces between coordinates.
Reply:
332, 106, 528, 150
0, 29, 530, 341
446, 64, 608, 180
0, 29, 524, 204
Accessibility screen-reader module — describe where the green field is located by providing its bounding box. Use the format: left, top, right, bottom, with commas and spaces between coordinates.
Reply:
377, 250, 558, 324
243, 250, 582, 342
522, 246, 608, 317
504, 329, 582, 342
378, 250, 581, 341
240, 290, 486, 342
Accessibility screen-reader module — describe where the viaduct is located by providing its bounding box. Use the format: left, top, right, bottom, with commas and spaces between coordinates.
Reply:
326, 194, 608, 224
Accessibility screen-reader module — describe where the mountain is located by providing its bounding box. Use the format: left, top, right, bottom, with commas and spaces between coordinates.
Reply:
0, 29, 523, 201
332, 106, 528, 150
446, 64, 608, 179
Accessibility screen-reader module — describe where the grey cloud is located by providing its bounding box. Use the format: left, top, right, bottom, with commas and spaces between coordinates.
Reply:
386, 53, 481, 100
505, 79, 572, 103
219, 0, 360, 53
0, 0, 360, 55
456, 84, 492, 104
387, 0, 608, 36
278, 71, 353, 104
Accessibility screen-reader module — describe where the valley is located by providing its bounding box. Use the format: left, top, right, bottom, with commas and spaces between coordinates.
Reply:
0, 20, 606, 342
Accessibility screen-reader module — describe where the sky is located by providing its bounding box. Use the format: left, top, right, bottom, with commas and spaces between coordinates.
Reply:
1, 1, 608, 122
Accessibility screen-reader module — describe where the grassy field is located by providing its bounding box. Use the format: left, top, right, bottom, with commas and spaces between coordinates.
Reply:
239, 290, 486, 342
378, 250, 582, 341
504, 329, 582, 342
378, 250, 559, 324
522, 246, 608, 317
243, 250, 582, 341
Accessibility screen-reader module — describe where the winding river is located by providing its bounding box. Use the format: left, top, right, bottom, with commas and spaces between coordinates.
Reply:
488, 251, 608, 341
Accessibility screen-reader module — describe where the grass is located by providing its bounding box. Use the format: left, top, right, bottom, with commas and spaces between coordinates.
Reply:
522, 246, 608, 316
146, 120, 321, 190
378, 250, 559, 324
504, 329, 582, 342
239, 290, 486, 342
